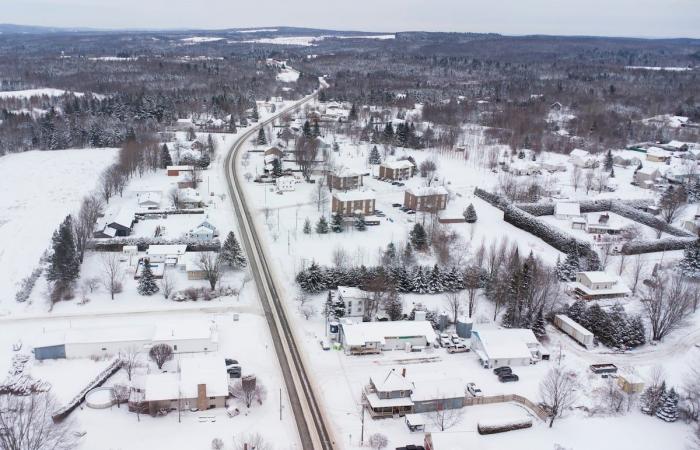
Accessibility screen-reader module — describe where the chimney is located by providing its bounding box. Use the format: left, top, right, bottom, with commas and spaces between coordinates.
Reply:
401, 368, 406, 378
197, 383, 207, 411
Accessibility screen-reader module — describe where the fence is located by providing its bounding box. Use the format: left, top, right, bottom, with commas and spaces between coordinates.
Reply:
463, 394, 550, 421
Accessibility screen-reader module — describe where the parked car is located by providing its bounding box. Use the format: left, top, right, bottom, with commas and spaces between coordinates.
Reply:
392, 203, 402, 208
450, 334, 461, 344
400, 206, 409, 212
499, 373, 519, 383
493, 366, 512, 376
440, 337, 452, 348
319, 338, 331, 351
466, 382, 483, 397
447, 344, 469, 353
225, 358, 239, 366
225, 359, 242, 378
397, 182, 405, 187
407, 210, 416, 215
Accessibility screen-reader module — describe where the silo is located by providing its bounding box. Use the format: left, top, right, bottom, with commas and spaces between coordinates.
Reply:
456, 316, 473, 338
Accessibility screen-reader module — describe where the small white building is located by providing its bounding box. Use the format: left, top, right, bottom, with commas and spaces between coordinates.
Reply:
471, 329, 544, 369
276, 175, 296, 192
137, 191, 162, 210
146, 244, 188, 265
509, 161, 540, 176
555, 202, 581, 219
569, 271, 631, 300
339, 320, 437, 355
337, 286, 370, 318
646, 147, 672, 163
569, 149, 597, 168
186, 220, 218, 241
178, 188, 202, 208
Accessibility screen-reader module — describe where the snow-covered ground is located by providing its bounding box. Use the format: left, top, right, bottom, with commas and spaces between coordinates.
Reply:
180, 36, 225, 43
0, 148, 118, 311
0, 88, 87, 99
240, 34, 395, 46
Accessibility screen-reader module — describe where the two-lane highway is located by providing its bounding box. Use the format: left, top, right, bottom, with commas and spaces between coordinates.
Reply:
223, 92, 335, 450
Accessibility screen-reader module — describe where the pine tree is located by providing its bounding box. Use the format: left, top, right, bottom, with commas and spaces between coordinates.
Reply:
303, 120, 313, 139
396, 122, 408, 147
403, 242, 416, 267
160, 144, 172, 169
679, 238, 700, 279
463, 203, 477, 223
256, 128, 267, 146
221, 231, 247, 269
348, 103, 358, 121
303, 218, 312, 234
331, 213, 344, 233
532, 308, 547, 337
427, 264, 444, 293
312, 121, 321, 138
271, 158, 283, 178
397, 267, 413, 293
610, 167, 615, 178
384, 289, 403, 320
382, 122, 394, 144
137, 259, 159, 296
604, 149, 614, 172
518, 149, 525, 159
409, 223, 428, 250
298, 262, 326, 293
251, 104, 259, 121
383, 242, 396, 264
324, 290, 345, 319
46, 215, 80, 290
229, 115, 237, 133
369, 145, 382, 165
411, 266, 428, 294
316, 216, 329, 234
354, 215, 367, 231
656, 388, 679, 422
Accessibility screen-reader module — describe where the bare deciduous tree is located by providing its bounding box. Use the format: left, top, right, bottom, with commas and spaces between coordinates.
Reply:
641, 273, 693, 340
233, 433, 271, 450
540, 367, 579, 427
73, 195, 104, 263
368, 432, 388, 450
443, 292, 463, 324
120, 346, 142, 381
231, 378, 267, 408
428, 398, 464, 431
198, 252, 222, 290
628, 255, 646, 294
464, 266, 481, 317
111, 383, 130, 408
160, 272, 175, 299
149, 343, 173, 370
101, 253, 123, 300
0, 393, 77, 450
312, 175, 329, 211
570, 165, 582, 191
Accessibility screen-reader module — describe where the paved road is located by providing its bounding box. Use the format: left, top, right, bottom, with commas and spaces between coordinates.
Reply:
223, 92, 335, 450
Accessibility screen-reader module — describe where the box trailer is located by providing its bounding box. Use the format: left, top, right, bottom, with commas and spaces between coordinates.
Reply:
554, 314, 594, 349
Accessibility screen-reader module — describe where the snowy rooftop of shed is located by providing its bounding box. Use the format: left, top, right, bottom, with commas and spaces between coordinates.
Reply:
473, 329, 538, 361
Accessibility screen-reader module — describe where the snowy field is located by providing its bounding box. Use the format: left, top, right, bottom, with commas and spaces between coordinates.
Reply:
0, 88, 86, 99
240, 34, 395, 46
0, 148, 118, 311
180, 36, 225, 43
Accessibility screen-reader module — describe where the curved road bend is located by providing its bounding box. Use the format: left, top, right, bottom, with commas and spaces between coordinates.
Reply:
224, 91, 335, 450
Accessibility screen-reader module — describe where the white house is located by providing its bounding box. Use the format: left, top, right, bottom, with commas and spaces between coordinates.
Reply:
555, 202, 581, 219
339, 320, 437, 355
646, 147, 672, 163
569, 271, 631, 300
186, 220, 218, 241
178, 188, 202, 208
276, 175, 296, 192
634, 166, 661, 187
509, 161, 540, 176
137, 191, 162, 210
337, 286, 370, 318
146, 244, 187, 265
569, 149, 597, 168
471, 329, 544, 368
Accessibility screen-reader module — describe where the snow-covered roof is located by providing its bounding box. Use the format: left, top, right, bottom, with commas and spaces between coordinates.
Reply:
371, 369, 414, 393
578, 271, 618, 284
107, 208, 135, 228
144, 373, 179, 401
647, 147, 672, 158
65, 325, 153, 345
554, 314, 593, 338
332, 167, 361, 178
381, 159, 415, 170
473, 329, 537, 361
146, 245, 187, 256
555, 202, 580, 216
167, 165, 194, 171
406, 186, 448, 197
137, 191, 162, 205
341, 321, 436, 347
189, 225, 215, 236
178, 188, 201, 203
179, 355, 228, 399
666, 140, 688, 149
570, 148, 589, 158
411, 378, 465, 402
152, 322, 214, 343
636, 166, 660, 175
338, 286, 369, 300
333, 189, 376, 202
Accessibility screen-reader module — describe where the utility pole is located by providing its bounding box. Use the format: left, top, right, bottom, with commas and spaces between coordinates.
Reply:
360, 404, 365, 445
279, 388, 283, 420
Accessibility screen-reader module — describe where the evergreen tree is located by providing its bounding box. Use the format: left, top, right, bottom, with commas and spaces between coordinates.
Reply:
383, 243, 397, 264
463, 203, 477, 223
369, 145, 382, 164
656, 388, 679, 422
137, 259, 160, 296
324, 290, 345, 319
229, 115, 237, 133
303, 218, 312, 234
312, 121, 321, 138
46, 215, 80, 290
687, 179, 700, 203
532, 308, 547, 337
302, 120, 313, 139
160, 144, 172, 169
348, 103, 358, 121
316, 216, 329, 234
403, 242, 416, 267
221, 231, 247, 269
251, 104, 259, 121
604, 149, 614, 172
298, 262, 326, 293
382, 122, 394, 144
518, 149, 525, 159
384, 289, 403, 321
397, 267, 413, 293
331, 212, 344, 233
409, 223, 428, 250
427, 264, 444, 293
256, 128, 267, 146
271, 158, 283, 178
396, 122, 408, 147
354, 214, 367, 231
332, 141, 340, 152
411, 266, 428, 294
679, 238, 700, 279
610, 166, 615, 178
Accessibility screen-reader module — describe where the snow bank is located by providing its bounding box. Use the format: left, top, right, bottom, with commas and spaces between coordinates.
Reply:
477, 417, 533, 434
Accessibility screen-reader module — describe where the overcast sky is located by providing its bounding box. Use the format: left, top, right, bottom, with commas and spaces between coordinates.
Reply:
1, 0, 699, 39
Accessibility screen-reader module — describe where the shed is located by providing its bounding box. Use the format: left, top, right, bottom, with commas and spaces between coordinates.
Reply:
617, 374, 645, 394
405, 414, 426, 432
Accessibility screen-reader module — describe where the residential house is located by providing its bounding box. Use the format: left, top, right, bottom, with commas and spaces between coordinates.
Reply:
571, 216, 587, 230
554, 202, 581, 219
661, 140, 689, 152
585, 213, 622, 235
682, 218, 699, 235
569, 149, 597, 168
94, 209, 136, 238
275, 176, 296, 192
362, 369, 415, 418
509, 161, 540, 176
186, 220, 218, 241
331, 190, 376, 216
646, 147, 672, 163
166, 165, 195, 177
185, 253, 207, 280
327, 168, 363, 191
178, 188, 202, 208
634, 166, 661, 187
264, 146, 284, 159
137, 191, 162, 210
379, 160, 415, 180
146, 244, 188, 265
404, 186, 448, 212
339, 320, 437, 355
337, 286, 370, 318
540, 161, 567, 173
471, 329, 546, 368
569, 271, 631, 300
